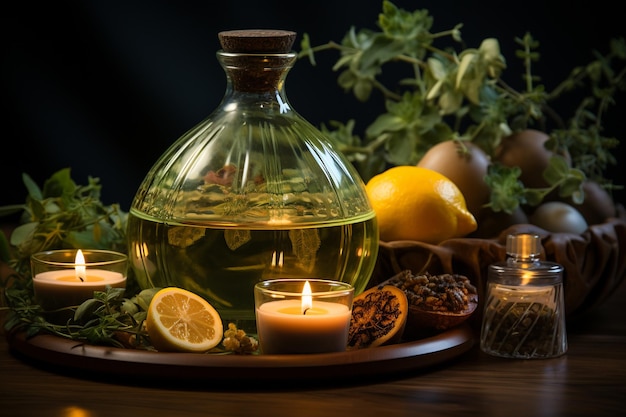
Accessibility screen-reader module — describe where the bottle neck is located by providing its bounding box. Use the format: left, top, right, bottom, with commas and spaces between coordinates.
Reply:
506, 253, 540, 269
217, 51, 296, 94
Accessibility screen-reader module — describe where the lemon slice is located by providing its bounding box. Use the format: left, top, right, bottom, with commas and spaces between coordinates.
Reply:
146, 287, 224, 352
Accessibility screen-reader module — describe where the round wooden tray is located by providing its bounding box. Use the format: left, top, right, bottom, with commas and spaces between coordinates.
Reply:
6, 324, 475, 383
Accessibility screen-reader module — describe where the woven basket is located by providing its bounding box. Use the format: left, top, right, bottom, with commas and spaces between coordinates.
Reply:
369, 206, 626, 320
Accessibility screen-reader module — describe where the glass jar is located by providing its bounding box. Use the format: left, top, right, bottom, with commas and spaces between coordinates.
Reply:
480, 233, 567, 359
127, 30, 378, 333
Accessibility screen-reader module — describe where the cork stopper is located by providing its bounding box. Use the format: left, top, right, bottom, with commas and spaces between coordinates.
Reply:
218, 29, 297, 54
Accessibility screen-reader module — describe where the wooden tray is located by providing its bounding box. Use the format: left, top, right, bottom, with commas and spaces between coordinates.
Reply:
6, 324, 475, 383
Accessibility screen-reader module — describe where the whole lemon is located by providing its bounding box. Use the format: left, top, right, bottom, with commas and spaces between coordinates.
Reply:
365, 166, 477, 244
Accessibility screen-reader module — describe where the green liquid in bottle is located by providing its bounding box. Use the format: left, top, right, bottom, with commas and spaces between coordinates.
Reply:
128, 211, 378, 333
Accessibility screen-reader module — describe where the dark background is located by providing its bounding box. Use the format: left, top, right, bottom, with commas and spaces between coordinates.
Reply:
2, 0, 625, 212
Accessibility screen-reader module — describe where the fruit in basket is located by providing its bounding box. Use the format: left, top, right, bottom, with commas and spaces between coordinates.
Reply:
365, 166, 477, 244
529, 201, 588, 234
348, 284, 408, 349
383, 270, 478, 335
146, 287, 224, 352
494, 129, 567, 190
417, 140, 491, 219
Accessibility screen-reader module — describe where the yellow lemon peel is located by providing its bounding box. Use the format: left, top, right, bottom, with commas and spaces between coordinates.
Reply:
365, 166, 477, 244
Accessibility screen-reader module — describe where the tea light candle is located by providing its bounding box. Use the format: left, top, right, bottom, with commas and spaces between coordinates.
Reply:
32, 249, 127, 318
254, 279, 353, 354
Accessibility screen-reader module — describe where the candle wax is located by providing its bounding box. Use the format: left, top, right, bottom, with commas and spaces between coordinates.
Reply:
33, 269, 126, 312
256, 300, 351, 354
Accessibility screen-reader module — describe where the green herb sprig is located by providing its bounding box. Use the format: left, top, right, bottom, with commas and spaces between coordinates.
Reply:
3, 285, 155, 349
299, 0, 625, 213
0, 167, 129, 279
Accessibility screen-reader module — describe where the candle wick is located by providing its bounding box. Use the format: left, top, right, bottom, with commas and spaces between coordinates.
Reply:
303, 308, 310, 315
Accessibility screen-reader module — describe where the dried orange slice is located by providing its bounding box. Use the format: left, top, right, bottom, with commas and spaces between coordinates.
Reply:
347, 285, 408, 349
146, 287, 224, 352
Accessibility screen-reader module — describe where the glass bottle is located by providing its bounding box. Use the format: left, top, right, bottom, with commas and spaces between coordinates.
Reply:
480, 233, 567, 359
127, 30, 379, 334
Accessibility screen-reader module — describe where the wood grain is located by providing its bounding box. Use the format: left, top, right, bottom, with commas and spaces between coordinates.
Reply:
1, 283, 624, 417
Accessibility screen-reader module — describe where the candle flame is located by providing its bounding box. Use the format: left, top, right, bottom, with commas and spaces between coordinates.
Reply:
75, 250, 86, 282
301, 280, 312, 315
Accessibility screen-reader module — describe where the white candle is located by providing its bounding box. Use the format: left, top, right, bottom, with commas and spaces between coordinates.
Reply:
31, 249, 127, 316
255, 280, 353, 354
33, 269, 126, 307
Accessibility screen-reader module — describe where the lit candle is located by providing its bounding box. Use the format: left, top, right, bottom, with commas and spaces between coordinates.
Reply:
32, 249, 127, 320
254, 279, 353, 354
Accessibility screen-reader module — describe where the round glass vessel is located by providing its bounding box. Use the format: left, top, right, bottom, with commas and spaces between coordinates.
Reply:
127, 30, 378, 333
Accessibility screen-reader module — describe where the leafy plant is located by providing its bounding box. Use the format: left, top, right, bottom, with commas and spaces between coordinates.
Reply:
0, 170, 258, 353
0, 168, 128, 279
0, 168, 139, 346
299, 0, 625, 213
3, 285, 155, 349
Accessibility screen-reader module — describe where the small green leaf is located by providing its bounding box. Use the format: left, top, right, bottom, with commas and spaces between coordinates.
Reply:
426, 78, 444, 100
559, 176, 585, 200
438, 89, 464, 115
121, 299, 139, 315
42, 167, 75, 199
427, 57, 447, 81
366, 113, 407, 136
9, 222, 37, 247
523, 189, 546, 206
132, 288, 160, 311
568, 188, 585, 205
480, 38, 503, 62
22, 173, 43, 200
354, 77, 374, 102
542, 155, 571, 185
105, 286, 126, 302
133, 311, 147, 323
386, 131, 417, 165
359, 36, 405, 70
74, 298, 102, 322
456, 51, 476, 87
299, 33, 316, 66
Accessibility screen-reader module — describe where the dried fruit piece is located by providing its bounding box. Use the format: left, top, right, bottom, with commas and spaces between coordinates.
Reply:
347, 285, 408, 349
385, 270, 478, 334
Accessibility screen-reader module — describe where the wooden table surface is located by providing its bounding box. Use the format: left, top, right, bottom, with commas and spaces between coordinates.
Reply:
1, 280, 624, 417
